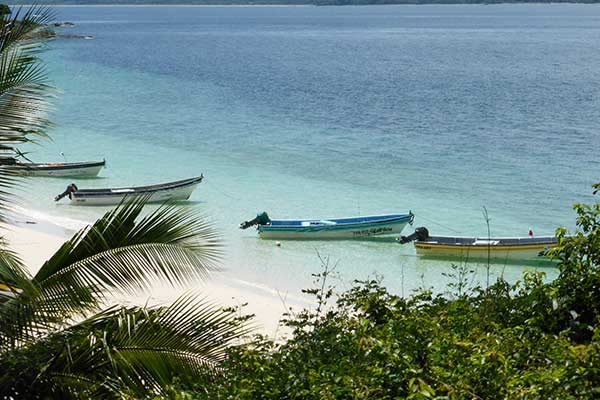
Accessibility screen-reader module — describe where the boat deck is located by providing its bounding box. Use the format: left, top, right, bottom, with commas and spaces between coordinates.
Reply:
420, 236, 558, 246
75, 176, 203, 196
268, 213, 413, 227
16, 160, 105, 170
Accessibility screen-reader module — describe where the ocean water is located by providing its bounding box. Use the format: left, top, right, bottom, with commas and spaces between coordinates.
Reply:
19, 4, 600, 296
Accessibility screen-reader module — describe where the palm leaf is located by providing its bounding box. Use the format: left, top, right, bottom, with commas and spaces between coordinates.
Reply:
0, 9, 251, 398
0, 237, 34, 294
35, 200, 221, 282
0, 6, 54, 52
0, 5, 56, 346
0, 200, 222, 348
0, 5, 54, 139
0, 168, 21, 224
0, 5, 54, 222
35, 200, 221, 301
42, 294, 251, 397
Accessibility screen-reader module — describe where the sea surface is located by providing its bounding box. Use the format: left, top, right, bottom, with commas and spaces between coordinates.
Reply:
19, 4, 600, 297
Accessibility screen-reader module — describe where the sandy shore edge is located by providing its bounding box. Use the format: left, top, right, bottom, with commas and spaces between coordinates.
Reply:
4, 211, 307, 338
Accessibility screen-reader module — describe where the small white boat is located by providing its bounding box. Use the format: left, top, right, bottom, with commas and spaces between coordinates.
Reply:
240, 212, 414, 240
1, 159, 105, 177
399, 227, 558, 261
54, 175, 203, 206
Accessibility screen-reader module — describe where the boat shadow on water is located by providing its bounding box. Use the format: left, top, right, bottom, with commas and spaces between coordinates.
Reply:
54, 198, 205, 208
177, 200, 206, 206
67, 175, 108, 181
44, 176, 108, 183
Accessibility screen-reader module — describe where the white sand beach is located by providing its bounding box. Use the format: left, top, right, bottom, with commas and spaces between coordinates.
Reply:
4, 210, 307, 338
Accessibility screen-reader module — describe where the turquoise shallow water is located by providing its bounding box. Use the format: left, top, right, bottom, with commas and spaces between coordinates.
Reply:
19, 4, 600, 295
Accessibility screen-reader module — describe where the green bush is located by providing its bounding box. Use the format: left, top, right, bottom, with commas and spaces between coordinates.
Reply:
173, 184, 600, 399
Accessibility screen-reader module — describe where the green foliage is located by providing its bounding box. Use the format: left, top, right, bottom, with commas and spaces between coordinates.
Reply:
174, 184, 600, 399
0, 5, 54, 221
0, 7, 249, 398
0, 7, 598, 397
0, 201, 250, 398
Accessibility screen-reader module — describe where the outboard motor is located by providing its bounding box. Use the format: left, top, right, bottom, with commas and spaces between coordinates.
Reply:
398, 226, 429, 244
240, 212, 271, 229
54, 183, 78, 202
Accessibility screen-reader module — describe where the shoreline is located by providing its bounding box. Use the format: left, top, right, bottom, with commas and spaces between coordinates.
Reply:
4, 207, 307, 337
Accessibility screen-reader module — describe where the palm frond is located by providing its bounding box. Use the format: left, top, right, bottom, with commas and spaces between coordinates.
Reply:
0, 5, 55, 221
34, 201, 221, 302
0, 5, 54, 137
0, 6, 55, 53
0, 10, 250, 397
43, 372, 123, 399
38, 242, 216, 308
0, 237, 45, 349
40, 294, 251, 397
35, 200, 221, 283
0, 236, 33, 292
0, 201, 222, 348
0, 34, 53, 141
0, 168, 22, 224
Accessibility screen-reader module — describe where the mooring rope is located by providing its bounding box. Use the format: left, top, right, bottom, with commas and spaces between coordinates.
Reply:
411, 212, 463, 234
203, 178, 241, 201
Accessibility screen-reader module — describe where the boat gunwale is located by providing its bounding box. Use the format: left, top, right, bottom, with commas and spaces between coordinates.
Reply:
72, 176, 203, 197
263, 213, 413, 228
415, 237, 558, 249
259, 215, 412, 233
10, 160, 106, 170
415, 244, 556, 251
420, 235, 557, 241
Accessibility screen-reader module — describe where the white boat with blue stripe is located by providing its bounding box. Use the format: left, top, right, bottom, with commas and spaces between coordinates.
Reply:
240, 211, 414, 240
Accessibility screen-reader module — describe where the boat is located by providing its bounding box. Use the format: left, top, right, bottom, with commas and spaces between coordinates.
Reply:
240, 211, 414, 240
0, 283, 18, 299
0, 158, 105, 177
54, 175, 203, 206
398, 227, 558, 261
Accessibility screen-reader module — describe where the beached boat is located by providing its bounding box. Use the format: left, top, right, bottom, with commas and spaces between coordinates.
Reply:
54, 175, 203, 206
240, 212, 414, 240
1, 159, 105, 177
0, 283, 18, 299
398, 227, 558, 261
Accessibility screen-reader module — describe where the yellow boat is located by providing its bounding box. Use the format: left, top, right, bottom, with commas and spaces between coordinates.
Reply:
399, 227, 558, 261
0, 283, 19, 298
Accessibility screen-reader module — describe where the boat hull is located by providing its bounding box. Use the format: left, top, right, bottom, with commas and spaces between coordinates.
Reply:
7, 161, 105, 177
67, 177, 202, 206
258, 215, 412, 240
414, 240, 557, 261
